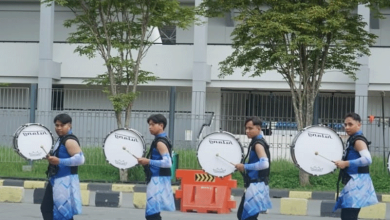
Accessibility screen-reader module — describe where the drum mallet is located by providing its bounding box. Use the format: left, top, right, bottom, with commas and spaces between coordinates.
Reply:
122, 147, 139, 159
314, 151, 335, 164
40, 145, 50, 157
216, 153, 235, 166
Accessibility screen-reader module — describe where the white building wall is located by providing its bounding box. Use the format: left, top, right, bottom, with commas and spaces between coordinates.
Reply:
1, 43, 390, 91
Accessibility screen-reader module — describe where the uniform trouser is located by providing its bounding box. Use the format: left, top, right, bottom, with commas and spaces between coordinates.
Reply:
40, 182, 74, 220
237, 194, 260, 220
341, 208, 361, 220
146, 212, 161, 220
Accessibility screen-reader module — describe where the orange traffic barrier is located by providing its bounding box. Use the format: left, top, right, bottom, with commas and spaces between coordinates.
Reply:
175, 169, 237, 214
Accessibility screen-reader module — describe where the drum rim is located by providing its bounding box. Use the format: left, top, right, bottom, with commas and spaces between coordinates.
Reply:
102, 127, 146, 170
13, 123, 54, 161
290, 125, 343, 176
196, 130, 244, 178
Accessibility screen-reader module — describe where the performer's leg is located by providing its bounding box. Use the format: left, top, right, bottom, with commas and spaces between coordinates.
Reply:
341, 208, 361, 220
40, 182, 54, 220
146, 212, 161, 220
237, 194, 245, 220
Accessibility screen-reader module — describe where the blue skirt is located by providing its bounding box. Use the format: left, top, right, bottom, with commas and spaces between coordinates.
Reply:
50, 175, 82, 220
145, 176, 175, 217
333, 173, 378, 211
241, 182, 272, 220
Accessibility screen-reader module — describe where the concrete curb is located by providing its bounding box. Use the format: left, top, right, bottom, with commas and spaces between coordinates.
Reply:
33, 188, 46, 204
24, 181, 46, 189
359, 203, 387, 219
320, 200, 341, 218
95, 191, 122, 207
280, 198, 308, 216
0, 186, 24, 203
3, 179, 24, 187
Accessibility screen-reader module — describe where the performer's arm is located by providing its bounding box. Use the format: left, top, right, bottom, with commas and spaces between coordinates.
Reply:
349, 140, 372, 167
244, 143, 269, 170
149, 141, 172, 168
59, 139, 85, 166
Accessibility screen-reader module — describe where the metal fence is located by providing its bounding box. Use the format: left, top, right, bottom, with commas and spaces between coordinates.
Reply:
1, 87, 389, 179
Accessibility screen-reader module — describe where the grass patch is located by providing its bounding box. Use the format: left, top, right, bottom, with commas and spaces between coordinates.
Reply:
1, 146, 389, 193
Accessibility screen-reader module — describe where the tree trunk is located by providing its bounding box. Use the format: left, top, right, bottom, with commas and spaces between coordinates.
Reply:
120, 169, 128, 182
299, 170, 310, 186
298, 92, 316, 186
114, 110, 128, 181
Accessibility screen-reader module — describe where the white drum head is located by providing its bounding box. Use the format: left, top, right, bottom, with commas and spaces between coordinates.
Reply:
291, 126, 343, 176
13, 123, 54, 160
103, 128, 146, 169
197, 131, 243, 177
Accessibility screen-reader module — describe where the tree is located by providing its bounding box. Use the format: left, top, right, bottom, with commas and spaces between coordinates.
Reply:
44, 0, 196, 181
200, 0, 390, 186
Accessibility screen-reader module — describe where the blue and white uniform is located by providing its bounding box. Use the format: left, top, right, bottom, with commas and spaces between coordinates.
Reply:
238, 134, 272, 220
334, 130, 378, 211
145, 133, 175, 219
50, 131, 83, 220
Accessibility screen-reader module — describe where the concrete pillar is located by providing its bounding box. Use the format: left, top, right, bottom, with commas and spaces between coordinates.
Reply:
355, 5, 370, 129
191, 0, 210, 141
38, 1, 55, 112
355, 5, 370, 128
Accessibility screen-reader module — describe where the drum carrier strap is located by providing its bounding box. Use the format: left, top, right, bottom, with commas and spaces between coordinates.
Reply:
144, 136, 173, 184
242, 138, 271, 188
336, 135, 371, 200
46, 134, 80, 178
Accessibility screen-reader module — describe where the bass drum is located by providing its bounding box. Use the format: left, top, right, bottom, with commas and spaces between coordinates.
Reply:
197, 131, 244, 177
103, 128, 146, 169
291, 125, 343, 176
13, 123, 54, 160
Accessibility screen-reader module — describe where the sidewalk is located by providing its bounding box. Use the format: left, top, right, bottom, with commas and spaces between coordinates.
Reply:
1, 179, 389, 219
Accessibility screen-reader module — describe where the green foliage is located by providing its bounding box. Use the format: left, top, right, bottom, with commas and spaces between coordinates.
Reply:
199, 0, 390, 130
41, 0, 196, 128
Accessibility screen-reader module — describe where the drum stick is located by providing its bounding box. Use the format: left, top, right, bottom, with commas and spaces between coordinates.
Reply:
122, 147, 139, 159
40, 146, 49, 157
314, 151, 335, 164
216, 153, 235, 166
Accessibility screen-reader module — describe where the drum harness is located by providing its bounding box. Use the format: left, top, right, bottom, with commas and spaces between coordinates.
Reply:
336, 135, 371, 200
242, 138, 271, 188
144, 136, 173, 184
46, 134, 80, 178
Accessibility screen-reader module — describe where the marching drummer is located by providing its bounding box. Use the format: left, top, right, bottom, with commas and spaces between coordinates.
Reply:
235, 116, 272, 220
137, 114, 175, 220
333, 112, 378, 220
41, 113, 85, 220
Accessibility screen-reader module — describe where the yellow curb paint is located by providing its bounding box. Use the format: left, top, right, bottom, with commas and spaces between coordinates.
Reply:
79, 183, 88, 190
358, 203, 386, 219
289, 191, 312, 199
0, 186, 24, 203
112, 184, 134, 193
171, 186, 180, 193
381, 194, 390, 203
280, 198, 308, 216
133, 192, 146, 209
81, 190, 90, 206
24, 181, 46, 189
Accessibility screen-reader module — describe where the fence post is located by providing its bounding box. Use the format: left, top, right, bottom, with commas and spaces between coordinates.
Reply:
30, 84, 37, 124
169, 86, 176, 146
381, 91, 386, 170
